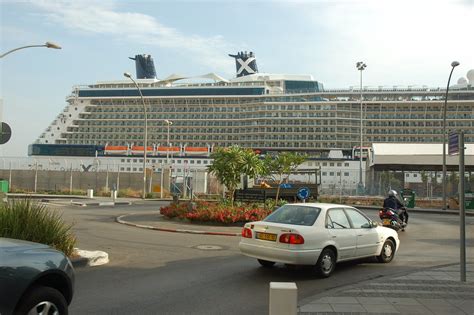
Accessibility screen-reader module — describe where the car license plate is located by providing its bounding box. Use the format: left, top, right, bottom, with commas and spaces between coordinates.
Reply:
256, 232, 277, 242
383, 219, 391, 225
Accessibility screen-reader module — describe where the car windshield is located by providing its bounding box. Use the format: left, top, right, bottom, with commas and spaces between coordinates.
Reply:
263, 205, 321, 226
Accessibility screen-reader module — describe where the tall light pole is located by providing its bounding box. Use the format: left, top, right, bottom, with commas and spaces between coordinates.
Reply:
356, 61, 367, 195
1, 41, 61, 58
124, 72, 148, 199
164, 120, 173, 164
442, 61, 460, 209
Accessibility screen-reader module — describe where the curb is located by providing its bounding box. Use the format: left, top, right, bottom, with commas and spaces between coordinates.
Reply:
116, 214, 241, 237
71, 201, 132, 207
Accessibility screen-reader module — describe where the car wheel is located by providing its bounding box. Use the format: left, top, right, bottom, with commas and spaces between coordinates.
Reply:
377, 239, 395, 263
258, 259, 276, 268
315, 248, 336, 278
15, 285, 68, 315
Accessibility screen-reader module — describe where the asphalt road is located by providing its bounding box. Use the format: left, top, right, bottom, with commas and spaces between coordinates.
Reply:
48, 201, 473, 315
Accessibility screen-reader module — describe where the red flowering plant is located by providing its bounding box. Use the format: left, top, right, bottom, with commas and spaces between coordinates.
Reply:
160, 200, 273, 225
159, 202, 188, 218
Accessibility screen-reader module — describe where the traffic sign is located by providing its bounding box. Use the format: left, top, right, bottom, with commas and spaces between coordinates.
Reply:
448, 132, 459, 155
297, 187, 310, 200
0, 122, 12, 145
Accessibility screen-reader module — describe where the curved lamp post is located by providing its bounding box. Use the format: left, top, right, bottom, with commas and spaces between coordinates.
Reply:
124, 72, 148, 199
442, 61, 460, 209
0, 41, 61, 58
356, 61, 367, 195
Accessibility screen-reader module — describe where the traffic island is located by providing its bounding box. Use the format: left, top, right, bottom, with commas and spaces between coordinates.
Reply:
71, 249, 109, 267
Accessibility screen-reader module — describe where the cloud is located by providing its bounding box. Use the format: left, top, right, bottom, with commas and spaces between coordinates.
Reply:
30, 0, 235, 72
298, 0, 474, 86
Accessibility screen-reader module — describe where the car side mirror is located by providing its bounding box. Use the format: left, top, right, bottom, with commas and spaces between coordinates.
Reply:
371, 221, 379, 228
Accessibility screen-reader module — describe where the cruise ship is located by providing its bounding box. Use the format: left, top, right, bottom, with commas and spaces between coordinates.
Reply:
0, 52, 461, 194
31, 52, 474, 161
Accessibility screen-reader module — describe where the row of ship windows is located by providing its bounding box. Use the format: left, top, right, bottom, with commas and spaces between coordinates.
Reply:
75, 120, 473, 129
65, 140, 345, 148
91, 107, 473, 116
63, 133, 364, 141
70, 127, 473, 136
119, 158, 209, 165
66, 137, 474, 147
73, 127, 360, 133
90, 100, 471, 112
117, 169, 357, 175
77, 120, 357, 127
114, 170, 357, 176
80, 112, 472, 121
120, 167, 194, 172
85, 113, 349, 119
115, 159, 350, 168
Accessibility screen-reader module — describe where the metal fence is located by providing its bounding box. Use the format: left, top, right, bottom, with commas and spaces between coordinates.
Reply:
0, 168, 223, 198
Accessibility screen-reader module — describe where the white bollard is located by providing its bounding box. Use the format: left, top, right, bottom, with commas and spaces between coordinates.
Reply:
269, 282, 298, 315
87, 189, 94, 198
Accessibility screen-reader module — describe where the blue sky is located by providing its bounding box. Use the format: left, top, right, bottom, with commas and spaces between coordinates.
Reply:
1, 0, 473, 156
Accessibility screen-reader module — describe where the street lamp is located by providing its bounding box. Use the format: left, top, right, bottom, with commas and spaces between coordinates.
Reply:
1, 41, 61, 58
164, 120, 173, 164
356, 61, 367, 195
124, 72, 148, 199
442, 61, 460, 209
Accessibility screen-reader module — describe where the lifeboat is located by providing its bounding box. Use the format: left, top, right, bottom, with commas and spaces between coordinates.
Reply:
156, 146, 180, 156
184, 146, 210, 156
104, 145, 129, 155
131, 145, 154, 155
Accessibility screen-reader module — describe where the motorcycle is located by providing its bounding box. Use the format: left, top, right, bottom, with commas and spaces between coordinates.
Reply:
379, 207, 406, 231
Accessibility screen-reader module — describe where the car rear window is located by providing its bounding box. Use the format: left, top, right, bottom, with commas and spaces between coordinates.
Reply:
263, 205, 321, 226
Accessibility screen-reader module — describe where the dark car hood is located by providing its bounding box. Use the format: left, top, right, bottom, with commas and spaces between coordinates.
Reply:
0, 237, 51, 252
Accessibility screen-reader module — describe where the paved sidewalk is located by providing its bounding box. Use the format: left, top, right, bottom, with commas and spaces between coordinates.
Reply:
298, 264, 474, 314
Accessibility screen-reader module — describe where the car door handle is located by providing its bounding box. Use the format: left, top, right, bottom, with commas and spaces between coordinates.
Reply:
332, 236, 337, 238
357, 234, 363, 236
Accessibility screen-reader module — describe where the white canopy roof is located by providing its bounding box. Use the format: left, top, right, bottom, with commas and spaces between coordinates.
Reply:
370, 143, 474, 170
229, 73, 314, 82
160, 72, 229, 84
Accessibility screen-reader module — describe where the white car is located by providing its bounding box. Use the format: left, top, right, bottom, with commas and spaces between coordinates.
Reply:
239, 203, 400, 277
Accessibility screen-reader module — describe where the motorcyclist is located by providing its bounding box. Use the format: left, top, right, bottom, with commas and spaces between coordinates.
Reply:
383, 190, 408, 226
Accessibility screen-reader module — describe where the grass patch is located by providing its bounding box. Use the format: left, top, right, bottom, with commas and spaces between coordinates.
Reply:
0, 199, 76, 257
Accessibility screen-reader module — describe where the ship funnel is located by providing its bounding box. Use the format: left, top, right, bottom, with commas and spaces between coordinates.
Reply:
228, 51, 258, 77
128, 54, 157, 79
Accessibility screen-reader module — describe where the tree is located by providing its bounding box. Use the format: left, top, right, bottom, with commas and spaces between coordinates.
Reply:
262, 152, 307, 202
240, 148, 266, 185
207, 146, 264, 205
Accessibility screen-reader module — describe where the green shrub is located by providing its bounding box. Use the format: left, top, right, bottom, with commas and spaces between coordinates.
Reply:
62, 189, 85, 196
117, 188, 141, 198
96, 187, 111, 197
0, 199, 76, 257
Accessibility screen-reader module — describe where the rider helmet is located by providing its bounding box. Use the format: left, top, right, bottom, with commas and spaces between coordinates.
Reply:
388, 189, 397, 197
